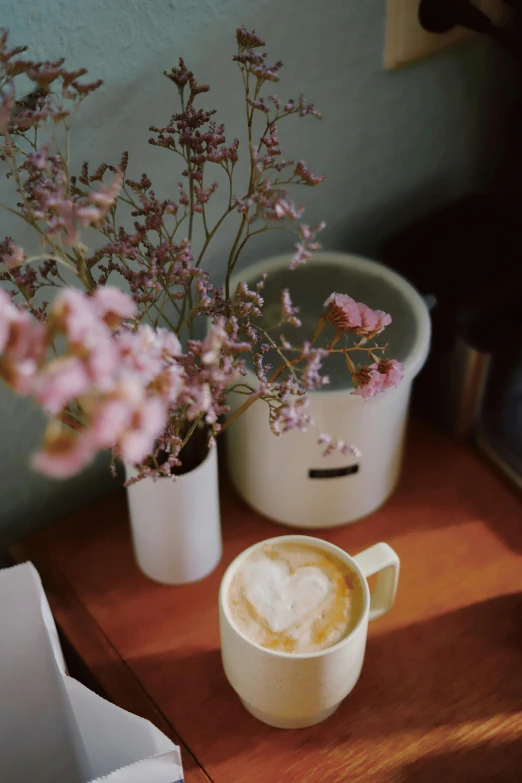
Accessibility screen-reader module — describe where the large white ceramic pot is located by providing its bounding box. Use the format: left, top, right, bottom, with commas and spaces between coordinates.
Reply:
226, 252, 431, 529
125, 444, 222, 585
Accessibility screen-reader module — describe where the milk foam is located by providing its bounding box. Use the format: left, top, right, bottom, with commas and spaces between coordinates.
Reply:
228, 543, 361, 654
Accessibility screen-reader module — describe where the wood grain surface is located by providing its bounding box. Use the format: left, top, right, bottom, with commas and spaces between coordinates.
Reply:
10, 420, 522, 783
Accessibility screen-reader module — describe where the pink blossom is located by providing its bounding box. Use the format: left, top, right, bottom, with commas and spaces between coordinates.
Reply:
299, 223, 324, 241
0, 288, 16, 353
31, 430, 97, 478
248, 97, 270, 114
117, 325, 182, 385
378, 359, 404, 389
324, 295, 392, 337
240, 180, 304, 224
118, 396, 166, 464
352, 359, 404, 399
26, 160, 121, 246
352, 364, 384, 399
153, 327, 182, 358
291, 243, 312, 269
297, 94, 322, 118
0, 289, 46, 393
33, 357, 90, 414
0, 82, 14, 133
23, 288, 183, 473
324, 293, 362, 330
198, 318, 249, 366
234, 281, 264, 319
89, 171, 123, 209
303, 348, 328, 389
317, 432, 360, 458
356, 303, 392, 337
89, 377, 169, 464
294, 161, 325, 186
27, 147, 49, 171
76, 205, 104, 226
290, 222, 325, 269
50, 289, 138, 391
236, 27, 266, 50
32, 179, 82, 246
92, 286, 137, 325
273, 199, 303, 219
1, 240, 25, 270
51, 288, 106, 345
185, 382, 213, 421
85, 338, 119, 390
269, 397, 312, 435
281, 289, 301, 327
26, 59, 65, 86
149, 363, 185, 403
1, 353, 41, 394
117, 327, 162, 381
90, 396, 134, 448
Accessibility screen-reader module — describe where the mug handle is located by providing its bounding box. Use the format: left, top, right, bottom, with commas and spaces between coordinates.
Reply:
352, 543, 400, 621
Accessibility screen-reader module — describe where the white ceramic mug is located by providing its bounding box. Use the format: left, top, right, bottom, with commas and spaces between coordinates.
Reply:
219, 535, 400, 729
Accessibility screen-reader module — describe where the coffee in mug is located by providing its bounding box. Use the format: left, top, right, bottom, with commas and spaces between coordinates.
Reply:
220, 535, 400, 728
227, 541, 364, 654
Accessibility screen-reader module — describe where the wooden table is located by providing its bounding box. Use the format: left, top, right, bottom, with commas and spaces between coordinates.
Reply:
9, 420, 522, 782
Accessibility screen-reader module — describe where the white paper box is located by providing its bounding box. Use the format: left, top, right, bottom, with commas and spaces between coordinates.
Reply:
0, 563, 184, 783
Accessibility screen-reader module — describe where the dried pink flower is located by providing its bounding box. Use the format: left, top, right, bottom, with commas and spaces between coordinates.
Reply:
302, 347, 329, 389
0, 81, 14, 132
290, 222, 325, 269
27, 59, 65, 86
89, 170, 123, 208
352, 359, 403, 399
281, 289, 301, 328
378, 359, 404, 389
71, 79, 103, 95
0, 28, 402, 482
118, 398, 167, 463
294, 161, 325, 186
234, 281, 264, 318
324, 295, 392, 338
50, 288, 105, 345
164, 58, 192, 89
99, 381, 167, 464
356, 303, 392, 337
31, 430, 98, 478
236, 27, 266, 50
270, 397, 312, 435
33, 357, 90, 414
92, 287, 137, 326
297, 95, 322, 119
324, 293, 362, 330
117, 325, 182, 386
352, 364, 385, 399
317, 433, 361, 458
0, 288, 46, 393
1, 239, 25, 269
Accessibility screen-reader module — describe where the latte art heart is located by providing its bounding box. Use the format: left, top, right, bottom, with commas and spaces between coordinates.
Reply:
228, 542, 362, 654
243, 560, 331, 634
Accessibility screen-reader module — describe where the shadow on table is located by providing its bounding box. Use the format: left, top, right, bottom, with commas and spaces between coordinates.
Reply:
397, 739, 522, 783
129, 593, 522, 771
345, 591, 522, 732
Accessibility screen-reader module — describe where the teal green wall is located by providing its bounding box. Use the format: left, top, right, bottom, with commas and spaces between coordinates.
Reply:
0, 0, 516, 558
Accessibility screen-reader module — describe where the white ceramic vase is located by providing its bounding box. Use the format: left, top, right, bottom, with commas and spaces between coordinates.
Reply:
125, 445, 222, 585
226, 251, 431, 529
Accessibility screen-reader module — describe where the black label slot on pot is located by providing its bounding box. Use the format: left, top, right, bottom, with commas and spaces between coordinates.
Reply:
308, 465, 359, 479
